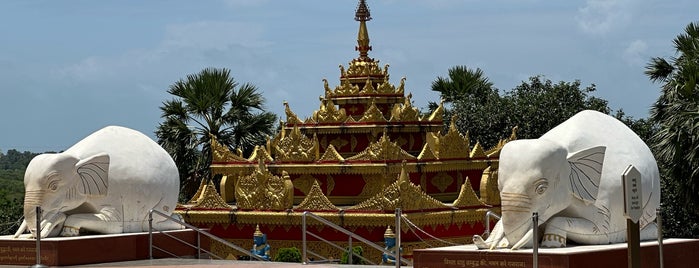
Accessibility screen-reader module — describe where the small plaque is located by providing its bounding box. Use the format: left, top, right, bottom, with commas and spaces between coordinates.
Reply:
622, 165, 643, 223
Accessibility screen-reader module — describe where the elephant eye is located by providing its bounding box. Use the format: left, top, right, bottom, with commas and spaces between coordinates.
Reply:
535, 179, 548, 195
48, 180, 58, 191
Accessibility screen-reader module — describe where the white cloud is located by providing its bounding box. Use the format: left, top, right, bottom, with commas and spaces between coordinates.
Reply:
576, 0, 634, 35
622, 39, 648, 66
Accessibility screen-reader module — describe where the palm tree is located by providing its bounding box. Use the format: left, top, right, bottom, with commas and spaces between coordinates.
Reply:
431, 66, 495, 103
156, 68, 277, 201
645, 22, 699, 215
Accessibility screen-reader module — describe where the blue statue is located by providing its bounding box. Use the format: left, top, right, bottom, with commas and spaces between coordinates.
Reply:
251, 224, 271, 260
381, 226, 401, 265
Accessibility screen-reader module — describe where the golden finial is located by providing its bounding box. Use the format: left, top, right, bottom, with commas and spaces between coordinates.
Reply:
384, 225, 395, 238
355, 0, 371, 22
254, 224, 263, 237
355, 0, 372, 60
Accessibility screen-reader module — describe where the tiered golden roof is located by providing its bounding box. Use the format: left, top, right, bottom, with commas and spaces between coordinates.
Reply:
179, 2, 511, 260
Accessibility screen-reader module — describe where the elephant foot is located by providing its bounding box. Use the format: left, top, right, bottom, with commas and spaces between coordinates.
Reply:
60, 225, 80, 237
541, 233, 567, 248
473, 235, 489, 249
473, 234, 509, 250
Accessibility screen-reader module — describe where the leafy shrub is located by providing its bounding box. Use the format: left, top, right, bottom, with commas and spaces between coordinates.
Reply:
274, 247, 302, 263
340, 246, 365, 264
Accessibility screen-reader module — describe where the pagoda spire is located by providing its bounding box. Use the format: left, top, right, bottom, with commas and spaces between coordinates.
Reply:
355, 0, 372, 61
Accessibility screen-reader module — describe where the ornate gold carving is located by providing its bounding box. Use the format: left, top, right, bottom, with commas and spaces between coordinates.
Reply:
293, 174, 317, 196
359, 174, 391, 197
210, 135, 247, 162
417, 144, 437, 160
334, 77, 361, 95
426, 100, 444, 122
479, 167, 500, 206
349, 163, 450, 211
283, 101, 303, 125
358, 100, 387, 122
247, 145, 274, 163
318, 144, 345, 162
311, 98, 348, 123
438, 116, 470, 159
469, 142, 486, 158
431, 172, 453, 193
487, 126, 519, 158
189, 179, 232, 209
389, 93, 419, 122
274, 125, 317, 162
329, 136, 349, 151
297, 180, 340, 211
359, 78, 376, 94
235, 160, 294, 211
453, 178, 487, 207
345, 132, 415, 161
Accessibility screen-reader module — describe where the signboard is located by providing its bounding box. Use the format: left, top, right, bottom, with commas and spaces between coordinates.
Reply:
622, 165, 643, 223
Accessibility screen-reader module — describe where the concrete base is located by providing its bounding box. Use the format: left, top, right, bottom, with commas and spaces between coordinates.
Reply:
413, 238, 699, 268
0, 229, 208, 266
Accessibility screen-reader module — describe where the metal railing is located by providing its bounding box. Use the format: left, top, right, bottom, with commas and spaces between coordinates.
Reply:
148, 209, 268, 261
483, 210, 501, 238
301, 208, 412, 267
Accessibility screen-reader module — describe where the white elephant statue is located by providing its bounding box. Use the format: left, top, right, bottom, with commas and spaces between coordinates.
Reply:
14, 126, 183, 238
474, 110, 660, 249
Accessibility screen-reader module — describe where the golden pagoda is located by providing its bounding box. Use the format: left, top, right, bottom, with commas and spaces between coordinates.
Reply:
176, 0, 511, 261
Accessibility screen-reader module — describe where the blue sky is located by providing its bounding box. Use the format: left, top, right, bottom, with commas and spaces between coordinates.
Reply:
0, 0, 696, 152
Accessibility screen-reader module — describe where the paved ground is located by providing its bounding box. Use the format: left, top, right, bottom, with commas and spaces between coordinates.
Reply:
1, 258, 407, 268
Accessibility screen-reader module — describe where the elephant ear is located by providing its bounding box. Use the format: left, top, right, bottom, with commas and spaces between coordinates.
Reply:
567, 146, 605, 204
75, 153, 110, 197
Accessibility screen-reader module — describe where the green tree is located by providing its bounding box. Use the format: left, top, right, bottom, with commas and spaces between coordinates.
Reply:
429, 66, 508, 147
645, 22, 699, 219
430, 67, 612, 148
502, 76, 610, 139
645, 22, 699, 212
156, 68, 277, 201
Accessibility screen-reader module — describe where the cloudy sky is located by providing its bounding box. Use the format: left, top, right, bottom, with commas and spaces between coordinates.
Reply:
0, 0, 696, 152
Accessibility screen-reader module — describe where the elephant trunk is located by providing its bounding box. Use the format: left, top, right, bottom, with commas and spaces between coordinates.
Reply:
22, 189, 46, 237
500, 192, 534, 248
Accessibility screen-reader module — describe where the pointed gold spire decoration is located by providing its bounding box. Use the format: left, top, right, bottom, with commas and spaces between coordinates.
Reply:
355, 0, 372, 60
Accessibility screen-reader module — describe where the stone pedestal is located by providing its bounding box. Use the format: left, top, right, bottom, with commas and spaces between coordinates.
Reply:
413, 238, 699, 268
0, 229, 208, 266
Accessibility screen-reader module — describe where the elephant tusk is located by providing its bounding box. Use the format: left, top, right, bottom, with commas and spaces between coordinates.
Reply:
13, 220, 27, 238
511, 228, 534, 250
489, 232, 505, 250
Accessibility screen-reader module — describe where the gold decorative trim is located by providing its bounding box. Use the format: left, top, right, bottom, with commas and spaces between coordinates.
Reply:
345, 132, 415, 161
235, 160, 294, 211
274, 125, 317, 162
348, 163, 450, 211
389, 93, 420, 122
211, 135, 247, 163
438, 116, 470, 159
479, 166, 500, 206
297, 180, 340, 211
318, 144, 345, 162
283, 101, 303, 125
189, 179, 232, 209
247, 145, 274, 163
453, 178, 487, 207
417, 143, 438, 160
426, 100, 444, 122
469, 141, 486, 159
431, 172, 453, 193
358, 99, 387, 123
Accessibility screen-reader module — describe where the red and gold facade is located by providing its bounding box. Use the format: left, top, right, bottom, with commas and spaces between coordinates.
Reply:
176, 0, 510, 262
